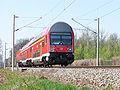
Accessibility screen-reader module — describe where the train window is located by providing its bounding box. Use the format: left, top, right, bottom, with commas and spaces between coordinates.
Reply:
62, 36, 72, 39
45, 35, 47, 43
51, 32, 71, 35
25, 51, 27, 55
51, 35, 60, 39
61, 35, 72, 45
42, 41, 45, 47
36, 50, 40, 57
50, 33, 72, 45
20, 53, 22, 56
27, 51, 28, 55
30, 47, 32, 52
32, 50, 40, 58
36, 45, 38, 48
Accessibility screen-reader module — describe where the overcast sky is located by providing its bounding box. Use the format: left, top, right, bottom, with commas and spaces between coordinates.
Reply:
0, 0, 120, 51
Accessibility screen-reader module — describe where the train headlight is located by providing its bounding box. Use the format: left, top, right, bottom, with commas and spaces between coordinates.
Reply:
68, 48, 72, 52
50, 47, 55, 52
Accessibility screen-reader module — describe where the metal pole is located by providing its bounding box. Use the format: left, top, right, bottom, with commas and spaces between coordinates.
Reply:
4, 43, 6, 69
72, 18, 100, 66
12, 15, 15, 71
96, 18, 100, 66
1, 49, 3, 67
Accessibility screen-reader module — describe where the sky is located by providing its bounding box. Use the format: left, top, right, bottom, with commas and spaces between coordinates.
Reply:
0, 0, 120, 58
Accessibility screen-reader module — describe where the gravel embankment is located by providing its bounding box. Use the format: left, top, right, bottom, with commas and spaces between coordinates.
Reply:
23, 68, 120, 90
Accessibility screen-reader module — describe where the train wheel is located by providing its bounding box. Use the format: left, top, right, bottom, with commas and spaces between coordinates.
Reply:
64, 64, 68, 67
18, 62, 23, 67
48, 64, 53, 68
61, 63, 68, 67
61, 64, 64, 67
42, 57, 49, 67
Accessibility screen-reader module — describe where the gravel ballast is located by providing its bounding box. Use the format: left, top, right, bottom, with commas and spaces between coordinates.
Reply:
23, 67, 120, 90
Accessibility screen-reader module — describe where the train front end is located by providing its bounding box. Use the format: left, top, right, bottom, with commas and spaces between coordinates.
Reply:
48, 22, 74, 66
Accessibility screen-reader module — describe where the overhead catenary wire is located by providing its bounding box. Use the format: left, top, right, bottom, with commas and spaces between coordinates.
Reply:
43, 0, 62, 17
16, 17, 42, 31
26, 26, 85, 31
78, 0, 115, 18
15, 0, 63, 31
16, 17, 40, 18
72, 0, 115, 26
26, 26, 46, 29
16, 0, 118, 31
86, 7, 120, 26
73, 28, 86, 31
72, 18, 97, 34
47, 0, 76, 25
100, 7, 120, 18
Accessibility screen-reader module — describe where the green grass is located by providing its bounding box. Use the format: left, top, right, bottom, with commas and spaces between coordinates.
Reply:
0, 68, 92, 90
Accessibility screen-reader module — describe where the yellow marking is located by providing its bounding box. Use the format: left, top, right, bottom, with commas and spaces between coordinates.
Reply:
20, 36, 45, 52
32, 36, 45, 46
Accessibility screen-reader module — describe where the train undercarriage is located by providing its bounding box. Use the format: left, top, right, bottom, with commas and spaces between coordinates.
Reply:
18, 52, 74, 67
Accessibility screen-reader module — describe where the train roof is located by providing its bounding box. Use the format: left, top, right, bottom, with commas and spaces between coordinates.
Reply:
50, 22, 73, 33
21, 27, 50, 51
32, 27, 49, 43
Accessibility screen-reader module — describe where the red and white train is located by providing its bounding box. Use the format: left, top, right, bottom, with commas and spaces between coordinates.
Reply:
16, 22, 74, 67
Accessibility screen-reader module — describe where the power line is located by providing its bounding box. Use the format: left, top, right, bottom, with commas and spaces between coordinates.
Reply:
73, 28, 85, 30
26, 26, 85, 31
72, 18, 97, 34
43, 0, 62, 17
77, 0, 115, 18
15, 0, 63, 31
86, 20, 96, 26
47, 0, 76, 25
16, 0, 75, 30
26, 26, 46, 29
73, 0, 116, 26
86, 7, 120, 25
16, 17, 42, 31
17, 17, 40, 18
85, 6, 120, 25
16, 0, 64, 30
100, 7, 120, 18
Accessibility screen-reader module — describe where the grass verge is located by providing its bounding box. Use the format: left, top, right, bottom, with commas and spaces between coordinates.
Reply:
0, 68, 93, 90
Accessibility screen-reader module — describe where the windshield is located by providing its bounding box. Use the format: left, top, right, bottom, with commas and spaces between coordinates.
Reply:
50, 33, 72, 45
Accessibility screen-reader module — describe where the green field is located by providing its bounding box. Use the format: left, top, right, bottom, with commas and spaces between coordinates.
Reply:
0, 69, 92, 90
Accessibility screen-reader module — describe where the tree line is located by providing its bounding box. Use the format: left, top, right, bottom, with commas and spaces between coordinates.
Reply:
0, 39, 3, 67
74, 31, 120, 60
6, 39, 30, 66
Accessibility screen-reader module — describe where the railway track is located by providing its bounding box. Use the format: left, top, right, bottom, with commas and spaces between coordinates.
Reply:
16, 65, 120, 71
66, 65, 120, 68
7, 65, 120, 72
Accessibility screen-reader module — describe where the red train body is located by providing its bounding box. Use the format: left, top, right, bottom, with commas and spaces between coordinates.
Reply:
16, 22, 74, 67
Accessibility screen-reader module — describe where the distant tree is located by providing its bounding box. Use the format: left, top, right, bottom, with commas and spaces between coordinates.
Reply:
15, 39, 30, 53
7, 38, 29, 66
107, 33, 118, 58
74, 30, 120, 61
0, 39, 3, 67
0, 39, 2, 54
